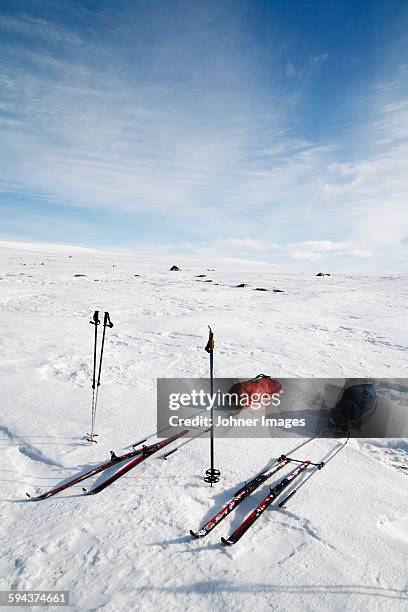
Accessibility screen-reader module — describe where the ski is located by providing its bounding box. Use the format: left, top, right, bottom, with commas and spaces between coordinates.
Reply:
190, 436, 315, 538
26, 447, 144, 501
84, 429, 189, 495
221, 460, 310, 545
26, 429, 189, 501
190, 457, 291, 538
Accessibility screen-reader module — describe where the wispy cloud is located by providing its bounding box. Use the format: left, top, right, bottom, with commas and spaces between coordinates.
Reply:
286, 52, 329, 79
215, 238, 372, 261
0, 3, 407, 270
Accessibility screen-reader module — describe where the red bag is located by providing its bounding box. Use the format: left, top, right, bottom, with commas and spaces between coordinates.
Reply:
227, 374, 282, 409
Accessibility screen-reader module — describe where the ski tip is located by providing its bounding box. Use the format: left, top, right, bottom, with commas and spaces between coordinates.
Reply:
189, 530, 199, 539
25, 492, 45, 501
221, 537, 233, 546
83, 488, 97, 495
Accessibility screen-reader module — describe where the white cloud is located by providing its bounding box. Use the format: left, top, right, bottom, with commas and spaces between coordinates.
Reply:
211, 238, 373, 261
215, 238, 272, 251
286, 52, 328, 79
286, 61, 299, 78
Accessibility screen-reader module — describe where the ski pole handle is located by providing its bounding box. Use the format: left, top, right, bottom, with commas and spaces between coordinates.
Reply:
90, 311, 100, 326
205, 326, 214, 353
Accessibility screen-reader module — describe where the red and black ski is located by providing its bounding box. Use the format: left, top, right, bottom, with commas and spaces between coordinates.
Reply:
26, 447, 145, 501
221, 460, 311, 545
190, 457, 291, 538
26, 430, 188, 501
85, 429, 189, 495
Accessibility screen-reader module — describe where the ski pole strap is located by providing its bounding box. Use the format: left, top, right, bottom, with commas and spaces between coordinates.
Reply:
104, 311, 114, 328
205, 326, 214, 353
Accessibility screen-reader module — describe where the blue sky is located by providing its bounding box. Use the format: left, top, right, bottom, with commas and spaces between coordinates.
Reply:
0, 0, 407, 269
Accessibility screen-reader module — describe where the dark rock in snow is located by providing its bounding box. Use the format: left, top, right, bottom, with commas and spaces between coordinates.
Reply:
195, 274, 206, 277
254, 287, 268, 291
316, 272, 331, 277
273, 289, 284, 293
204, 279, 212, 282
74, 274, 87, 277
236, 283, 249, 288
170, 265, 181, 271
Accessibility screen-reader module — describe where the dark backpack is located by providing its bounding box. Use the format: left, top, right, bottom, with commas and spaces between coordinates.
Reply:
329, 383, 377, 430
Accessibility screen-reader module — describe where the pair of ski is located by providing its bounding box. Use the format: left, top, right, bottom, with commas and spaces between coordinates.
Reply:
26, 429, 189, 501
190, 436, 348, 545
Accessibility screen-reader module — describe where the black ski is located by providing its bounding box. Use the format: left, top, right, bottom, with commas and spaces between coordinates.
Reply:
221, 460, 310, 545
85, 429, 189, 495
190, 457, 291, 538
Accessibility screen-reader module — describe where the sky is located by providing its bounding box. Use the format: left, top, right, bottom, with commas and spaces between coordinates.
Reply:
0, 0, 407, 270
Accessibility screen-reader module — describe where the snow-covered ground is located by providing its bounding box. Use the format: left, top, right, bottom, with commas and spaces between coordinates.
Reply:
0, 243, 407, 611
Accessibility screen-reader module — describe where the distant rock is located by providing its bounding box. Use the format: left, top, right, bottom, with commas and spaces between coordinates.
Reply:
273, 289, 284, 293
236, 283, 249, 288
195, 274, 206, 277
254, 287, 268, 291
74, 274, 87, 277
204, 279, 212, 283
41, 262, 45, 265
316, 272, 331, 277
207, 269, 215, 271
170, 265, 181, 271
134, 274, 140, 277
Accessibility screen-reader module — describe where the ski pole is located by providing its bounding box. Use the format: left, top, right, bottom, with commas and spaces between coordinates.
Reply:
204, 326, 220, 485
88, 311, 100, 443
278, 433, 350, 507
132, 409, 211, 449
162, 427, 211, 459
96, 312, 114, 388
